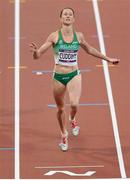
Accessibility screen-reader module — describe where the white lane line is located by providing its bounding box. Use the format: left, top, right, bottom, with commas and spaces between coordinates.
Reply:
15, 0, 20, 179
35, 165, 104, 169
92, 0, 127, 178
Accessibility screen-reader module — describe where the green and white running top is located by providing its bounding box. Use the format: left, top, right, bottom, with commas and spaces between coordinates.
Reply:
53, 30, 80, 66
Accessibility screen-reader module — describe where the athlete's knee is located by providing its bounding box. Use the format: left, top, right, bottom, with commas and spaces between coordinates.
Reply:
70, 102, 78, 112
57, 106, 65, 114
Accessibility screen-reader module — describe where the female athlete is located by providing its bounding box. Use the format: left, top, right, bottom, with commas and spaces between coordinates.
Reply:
30, 7, 119, 151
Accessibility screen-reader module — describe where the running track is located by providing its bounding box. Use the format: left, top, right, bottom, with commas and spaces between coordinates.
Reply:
0, 0, 130, 179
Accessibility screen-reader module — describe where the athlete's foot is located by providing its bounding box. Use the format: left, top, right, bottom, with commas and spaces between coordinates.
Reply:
59, 130, 68, 151
69, 117, 80, 136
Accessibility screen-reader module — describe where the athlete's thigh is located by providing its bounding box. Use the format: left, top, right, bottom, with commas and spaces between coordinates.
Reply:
67, 74, 82, 104
52, 79, 66, 107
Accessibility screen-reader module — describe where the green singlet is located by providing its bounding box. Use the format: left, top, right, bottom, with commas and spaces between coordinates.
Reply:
53, 30, 80, 86
53, 30, 80, 66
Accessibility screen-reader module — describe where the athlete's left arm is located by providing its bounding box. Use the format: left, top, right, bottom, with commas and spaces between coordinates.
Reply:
78, 32, 120, 64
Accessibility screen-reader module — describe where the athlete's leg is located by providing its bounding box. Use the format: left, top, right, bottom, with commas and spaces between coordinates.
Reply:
67, 74, 82, 120
52, 79, 67, 135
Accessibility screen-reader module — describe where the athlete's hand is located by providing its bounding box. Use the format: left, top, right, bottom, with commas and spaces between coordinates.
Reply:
29, 43, 39, 59
108, 58, 120, 65
29, 42, 38, 52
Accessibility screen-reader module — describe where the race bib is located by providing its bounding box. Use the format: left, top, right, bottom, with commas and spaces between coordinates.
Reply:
58, 50, 78, 62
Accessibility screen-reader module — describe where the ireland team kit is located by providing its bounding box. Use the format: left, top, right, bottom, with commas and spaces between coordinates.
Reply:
53, 30, 80, 85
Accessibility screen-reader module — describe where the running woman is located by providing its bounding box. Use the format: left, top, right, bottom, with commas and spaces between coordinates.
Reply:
30, 7, 120, 151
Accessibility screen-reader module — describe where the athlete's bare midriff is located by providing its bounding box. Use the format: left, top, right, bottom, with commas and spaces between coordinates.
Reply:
54, 64, 78, 74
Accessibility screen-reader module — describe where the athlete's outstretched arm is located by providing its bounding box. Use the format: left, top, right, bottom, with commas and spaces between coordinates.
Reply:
30, 33, 54, 59
79, 32, 120, 64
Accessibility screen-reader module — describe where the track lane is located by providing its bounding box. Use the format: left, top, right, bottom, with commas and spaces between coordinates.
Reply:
0, 1, 14, 179
98, 0, 130, 177
0, 0, 14, 178
20, 0, 128, 178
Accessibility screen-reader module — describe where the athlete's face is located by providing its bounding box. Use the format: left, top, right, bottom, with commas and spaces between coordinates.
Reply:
60, 9, 75, 25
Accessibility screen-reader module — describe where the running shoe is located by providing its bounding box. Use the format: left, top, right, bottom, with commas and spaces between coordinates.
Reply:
69, 116, 80, 136
59, 131, 68, 151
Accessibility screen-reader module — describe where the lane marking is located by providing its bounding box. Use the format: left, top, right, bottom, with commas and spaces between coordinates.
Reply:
8, 66, 27, 69
0, 147, 15, 150
32, 69, 92, 75
91, 34, 110, 38
92, 0, 127, 178
44, 170, 96, 176
8, 36, 26, 40
48, 103, 108, 108
32, 70, 53, 74
35, 165, 104, 169
15, 0, 20, 179
96, 64, 115, 67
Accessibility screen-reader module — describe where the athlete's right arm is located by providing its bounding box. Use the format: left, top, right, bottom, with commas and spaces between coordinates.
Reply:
30, 32, 56, 59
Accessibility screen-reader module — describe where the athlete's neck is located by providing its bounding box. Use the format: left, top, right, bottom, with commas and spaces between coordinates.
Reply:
61, 25, 74, 36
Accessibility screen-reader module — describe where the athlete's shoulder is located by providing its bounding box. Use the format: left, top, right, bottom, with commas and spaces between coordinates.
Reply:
47, 31, 59, 44
49, 31, 58, 36
75, 31, 85, 44
47, 31, 57, 40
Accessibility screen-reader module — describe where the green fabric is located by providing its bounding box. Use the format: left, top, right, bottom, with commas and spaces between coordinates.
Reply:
53, 30, 80, 65
53, 70, 80, 86
53, 30, 80, 53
